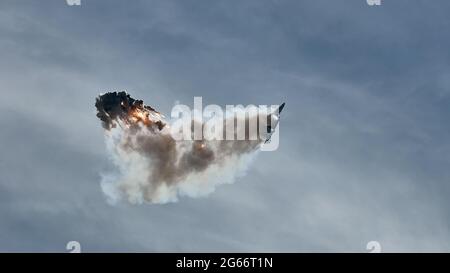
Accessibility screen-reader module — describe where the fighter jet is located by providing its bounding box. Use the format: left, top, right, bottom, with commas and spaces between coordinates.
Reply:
265, 102, 285, 143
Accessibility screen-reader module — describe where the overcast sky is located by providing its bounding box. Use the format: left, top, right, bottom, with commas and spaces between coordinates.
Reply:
1, 0, 450, 252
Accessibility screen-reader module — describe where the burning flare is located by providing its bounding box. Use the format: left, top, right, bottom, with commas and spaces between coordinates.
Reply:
95, 91, 165, 131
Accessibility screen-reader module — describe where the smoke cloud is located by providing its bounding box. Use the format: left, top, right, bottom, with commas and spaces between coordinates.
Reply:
95, 91, 266, 204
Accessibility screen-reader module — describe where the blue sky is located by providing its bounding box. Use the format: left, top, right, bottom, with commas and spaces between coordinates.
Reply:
1, 0, 450, 252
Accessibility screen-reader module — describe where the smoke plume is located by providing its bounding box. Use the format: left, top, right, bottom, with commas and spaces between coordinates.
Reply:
95, 91, 265, 204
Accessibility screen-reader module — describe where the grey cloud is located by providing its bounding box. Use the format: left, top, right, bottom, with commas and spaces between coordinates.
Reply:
0, 0, 450, 252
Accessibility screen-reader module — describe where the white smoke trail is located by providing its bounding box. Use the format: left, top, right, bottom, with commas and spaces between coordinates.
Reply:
100, 121, 260, 204
95, 92, 275, 204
